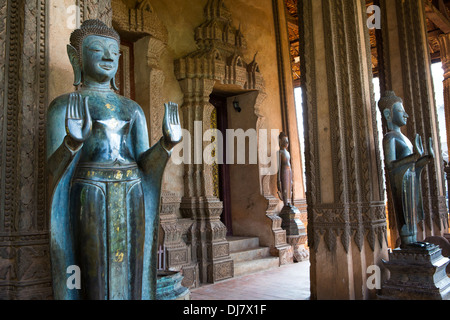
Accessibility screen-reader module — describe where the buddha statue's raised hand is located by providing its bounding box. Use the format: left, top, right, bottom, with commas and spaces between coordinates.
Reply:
162, 102, 182, 151
65, 92, 92, 150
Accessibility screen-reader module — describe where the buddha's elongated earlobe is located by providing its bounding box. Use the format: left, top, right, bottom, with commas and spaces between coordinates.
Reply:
67, 44, 82, 87
111, 76, 119, 91
383, 108, 394, 131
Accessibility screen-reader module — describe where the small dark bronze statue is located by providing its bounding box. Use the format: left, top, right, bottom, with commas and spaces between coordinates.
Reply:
380, 91, 434, 249
277, 132, 294, 207
276, 132, 308, 261
46, 20, 182, 300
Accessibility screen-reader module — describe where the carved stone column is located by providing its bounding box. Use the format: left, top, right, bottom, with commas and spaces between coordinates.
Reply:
0, 0, 51, 299
378, 0, 448, 241
298, 0, 388, 299
159, 191, 198, 288
134, 36, 166, 145
438, 33, 450, 215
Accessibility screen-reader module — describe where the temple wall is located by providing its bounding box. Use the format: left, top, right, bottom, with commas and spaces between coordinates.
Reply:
150, 0, 286, 210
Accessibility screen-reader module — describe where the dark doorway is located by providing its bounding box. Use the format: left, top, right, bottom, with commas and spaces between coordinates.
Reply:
115, 40, 135, 100
209, 94, 232, 236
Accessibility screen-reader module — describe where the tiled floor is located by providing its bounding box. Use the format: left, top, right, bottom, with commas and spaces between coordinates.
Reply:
190, 260, 311, 300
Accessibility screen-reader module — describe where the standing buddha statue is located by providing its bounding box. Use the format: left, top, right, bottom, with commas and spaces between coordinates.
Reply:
380, 91, 434, 249
46, 20, 182, 300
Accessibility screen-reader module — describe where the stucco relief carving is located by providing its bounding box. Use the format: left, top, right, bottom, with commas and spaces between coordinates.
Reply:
300, 0, 388, 255
174, 0, 270, 283
78, 0, 113, 27
78, 0, 194, 291
111, 0, 168, 43
160, 191, 195, 275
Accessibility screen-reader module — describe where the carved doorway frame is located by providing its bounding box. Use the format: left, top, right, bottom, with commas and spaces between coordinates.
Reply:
174, 0, 292, 284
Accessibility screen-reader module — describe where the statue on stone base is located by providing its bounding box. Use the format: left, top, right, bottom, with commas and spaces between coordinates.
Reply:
380, 91, 434, 249
277, 132, 308, 262
378, 91, 450, 300
46, 20, 182, 300
277, 132, 294, 207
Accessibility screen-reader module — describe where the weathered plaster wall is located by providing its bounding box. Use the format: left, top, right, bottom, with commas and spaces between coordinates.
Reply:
151, 0, 285, 223
227, 0, 284, 134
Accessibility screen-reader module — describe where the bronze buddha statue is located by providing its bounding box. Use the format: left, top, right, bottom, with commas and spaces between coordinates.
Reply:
47, 20, 182, 300
380, 91, 434, 249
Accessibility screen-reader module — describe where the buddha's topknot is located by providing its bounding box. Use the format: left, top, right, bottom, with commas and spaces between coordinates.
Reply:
70, 19, 120, 58
378, 91, 403, 112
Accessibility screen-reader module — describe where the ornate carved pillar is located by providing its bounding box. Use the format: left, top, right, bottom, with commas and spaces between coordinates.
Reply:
0, 0, 51, 299
176, 75, 233, 284
298, 0, 388, 299
438, 33, 450, 216
378, 0, 448, 241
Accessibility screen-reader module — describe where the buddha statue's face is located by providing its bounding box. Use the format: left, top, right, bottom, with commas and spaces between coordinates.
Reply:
82, 35, 120, 84
391, 102, 409, 127
280, 136, 289, 149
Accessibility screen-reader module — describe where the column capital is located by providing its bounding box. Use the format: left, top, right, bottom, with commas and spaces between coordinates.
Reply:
439, 33, 450, 78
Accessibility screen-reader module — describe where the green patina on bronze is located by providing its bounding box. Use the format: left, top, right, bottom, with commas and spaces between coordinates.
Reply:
46, 20, 182, 300
381, 91, 434, 249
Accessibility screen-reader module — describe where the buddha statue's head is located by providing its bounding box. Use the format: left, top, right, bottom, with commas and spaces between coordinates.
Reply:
68, 19, 121, 90
279, 132, 289, 150
379, 91, 409, 131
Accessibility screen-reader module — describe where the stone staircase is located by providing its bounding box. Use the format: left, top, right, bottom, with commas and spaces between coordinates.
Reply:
227, 236, 280, 278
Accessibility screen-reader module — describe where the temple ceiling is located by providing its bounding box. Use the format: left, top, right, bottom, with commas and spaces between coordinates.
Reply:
285, 0, 450, 87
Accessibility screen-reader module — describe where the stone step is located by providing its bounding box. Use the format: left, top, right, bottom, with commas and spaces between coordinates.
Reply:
227, 236, 260, 252
227, 236, 280, 278
230, 246, 271, 263
233, 257, 280, 278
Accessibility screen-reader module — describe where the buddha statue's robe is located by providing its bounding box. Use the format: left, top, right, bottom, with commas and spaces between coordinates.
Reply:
383, 131, 425, 247
47, 90, 170, 300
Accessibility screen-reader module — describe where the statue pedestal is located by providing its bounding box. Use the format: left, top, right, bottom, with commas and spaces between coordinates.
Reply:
379, 244, 450, 300
279, 205, 308, 262
156, 271, 190, 300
